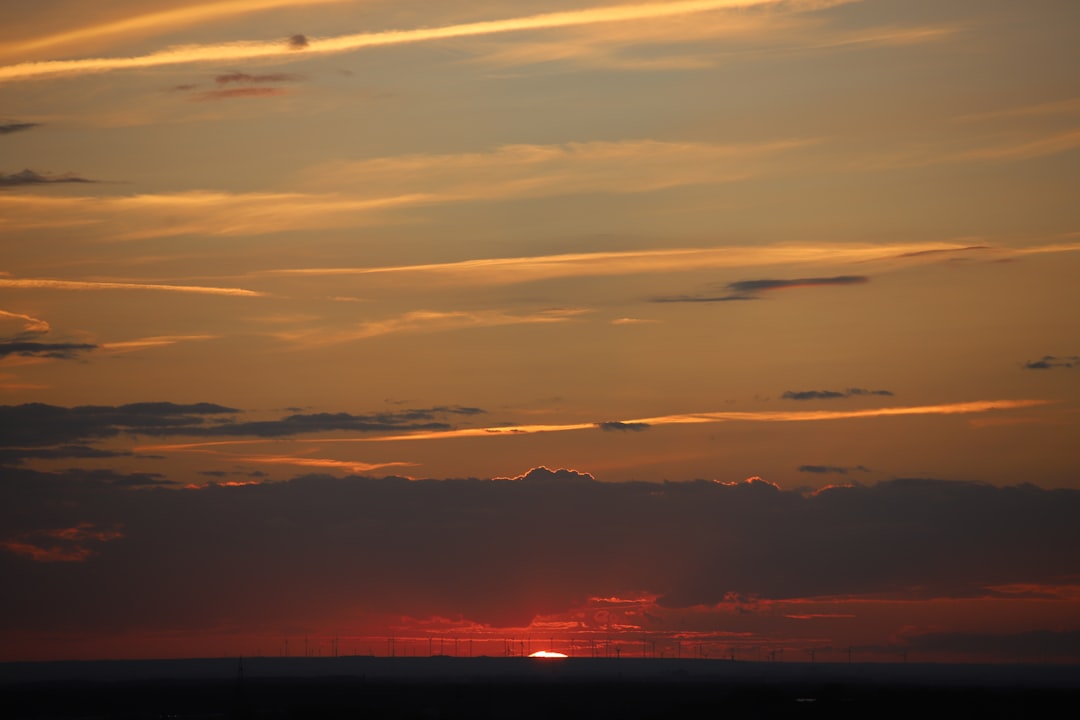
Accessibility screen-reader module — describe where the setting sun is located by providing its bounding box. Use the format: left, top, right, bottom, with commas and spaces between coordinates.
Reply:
529, 651, 569, 659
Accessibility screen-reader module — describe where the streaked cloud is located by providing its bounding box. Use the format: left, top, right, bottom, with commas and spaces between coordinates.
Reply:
0, 1, 850, 83
321, 399, 1049, 443
798, 464, 869, 475
782, 388, 894, 401
0, 340, 97, 361
276, 308, 589, 346
100, 335, 218, 353
0, 122, 40, 135
0, 276, 265, 297
2, 0, 349, 59
654, 274, 869, 303
257, 241, 1054, 287
1023, 355, 1079, 371
0, 169, 95, 188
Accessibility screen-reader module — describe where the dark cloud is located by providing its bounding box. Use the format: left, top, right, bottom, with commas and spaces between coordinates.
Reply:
1023, 355, 1079, 370
0, 169, 95, 187
0, 122, 41, 135
0, 402, 238, 448
652, 276, 868, 303
215, 72, 298, 84
597, 421, 651, 432
192, 87, 288, 101
0, 340, 97, 360
782, 388, 894, 401
651, 293, 756, 303
289, 34, 309, 49
728, 276, 868, 294
905, 629, 1080, 661
172, 406, 485, 438
1, 470, 1076, 639
895, 245, 990, 259
798, 465, 869, 475
0, 445, 132, 467
0, 402, 484, 447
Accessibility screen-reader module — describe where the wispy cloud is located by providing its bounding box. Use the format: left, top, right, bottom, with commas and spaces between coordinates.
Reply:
654, 275, 868, 303
0, 309, 50, 335
277, 308, 588, 346
782, 388, 893, 401
256, 241, 1037, 287
0, 169, 95, 188
1023, 355, 1079, 371
0, 340, 97, 360
0, 276, 264, 297
0, 1, 848, 83
192, 87, 288, 101
100, 335, 219, 353
0, 191, 431, 240
2, 0, 349, 59
0, 122, 41, 135
317, 399, 1049, 443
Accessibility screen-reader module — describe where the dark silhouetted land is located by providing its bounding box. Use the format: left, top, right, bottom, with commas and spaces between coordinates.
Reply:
4, 657, 1078, 719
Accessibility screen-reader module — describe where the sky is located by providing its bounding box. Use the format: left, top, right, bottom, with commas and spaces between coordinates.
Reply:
1, 0, 1078, 664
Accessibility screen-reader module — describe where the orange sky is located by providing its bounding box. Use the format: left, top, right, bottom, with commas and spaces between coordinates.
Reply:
1, 0, 1078, 664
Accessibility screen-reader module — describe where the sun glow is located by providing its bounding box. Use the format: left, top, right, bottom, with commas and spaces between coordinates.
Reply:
529, 650, 569, 658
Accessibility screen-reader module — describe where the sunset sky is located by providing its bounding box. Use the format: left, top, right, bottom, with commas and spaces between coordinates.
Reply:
2, 0, 1078, 664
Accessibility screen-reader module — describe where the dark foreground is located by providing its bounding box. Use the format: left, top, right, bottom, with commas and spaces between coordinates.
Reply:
4, 657, 1078, 719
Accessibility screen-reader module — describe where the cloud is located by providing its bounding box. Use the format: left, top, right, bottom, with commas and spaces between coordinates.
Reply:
255, 241, 1080, 288
333, 399, 1046, 443
0, 470, 1076, 640
729, 275, 869, 293
0, 1, 845, 83
0, 402, 238, 448
0, 309, 97, 360
192, 87, 288, 101
598, 421, 651, 432
904, 630, 1080, 662
1, 521, 123, 563
0, 446, 133, 467
0, 340, 97, 360
0, 276, 264, 297
276, 308, 587, 346
0, 122, 40, 135
3, 0, 348, 59
797, 465, 869, 475
0, 169, 94, 187
0, 403, 487, 458
782, 388, 894, 401
214, 72, 297, 84
654, 275, 869, 303
1023, 355, 1079, 370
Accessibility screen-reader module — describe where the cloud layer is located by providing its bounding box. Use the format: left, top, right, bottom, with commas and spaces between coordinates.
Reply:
2, 468, 1077, 638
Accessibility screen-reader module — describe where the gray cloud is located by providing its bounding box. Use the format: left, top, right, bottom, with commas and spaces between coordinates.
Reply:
798, 465, 869, 475
728, 276, 868, 294
0, 169, 95, 187
215, 72, 298, 84
783, 388, 894, 401
905, 629, 1080, 662
0, 446, 132, 467
288, 34, 309, 49
597, 421, 651, 432
0, 122, 41, 135
1024, 355, 1079, 370
0, 402, 238, 448
653, 276, 868, 304
1, 469, 1076, 639
0, 403, 485, 451
0, 340, 97, 360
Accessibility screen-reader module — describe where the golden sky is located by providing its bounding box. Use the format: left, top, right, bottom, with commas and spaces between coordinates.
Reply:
1, 0, 1078, 663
